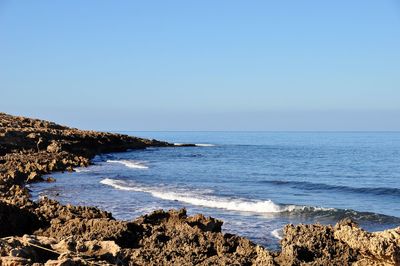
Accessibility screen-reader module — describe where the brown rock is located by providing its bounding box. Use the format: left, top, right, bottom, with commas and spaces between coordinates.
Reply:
0, 256, 31, 266
44, 258, 90, 266
46, 141, 61, 153
334, 219, 400, 265
45, 177, 56, 183
276, 223, 359, 265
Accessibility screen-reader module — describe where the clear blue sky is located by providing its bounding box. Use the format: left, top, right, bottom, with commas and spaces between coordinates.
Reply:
1, 1, 399, 130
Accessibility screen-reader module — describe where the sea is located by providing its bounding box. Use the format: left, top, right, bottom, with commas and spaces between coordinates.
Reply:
30, 132, 400, 249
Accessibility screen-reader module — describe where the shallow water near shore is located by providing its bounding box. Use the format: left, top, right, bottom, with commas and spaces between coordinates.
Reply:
30, 132, 400, 249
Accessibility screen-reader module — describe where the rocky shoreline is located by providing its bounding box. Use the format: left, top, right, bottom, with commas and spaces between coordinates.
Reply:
0, 112, 399, 265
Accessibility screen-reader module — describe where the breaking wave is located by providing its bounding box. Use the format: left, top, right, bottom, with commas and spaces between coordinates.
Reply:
100, 178, 328, 214
74, 167, 91, 173
195, 143, 216, 147
100, 178, 400, 225
106, 160, 149, 169
271, 228, 283, 240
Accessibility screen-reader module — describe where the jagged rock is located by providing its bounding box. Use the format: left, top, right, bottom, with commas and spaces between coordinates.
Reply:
334, 219, 400, 265
44, 257, 90, 266
0, 256, 31, 266
254, 246, 277, 266
34, 197, 112, 222
0, 235, 58, 263
124, 209, 268, 265
39, 218, 140, 248
276, 223, 359, 265
46, 141, 62, 153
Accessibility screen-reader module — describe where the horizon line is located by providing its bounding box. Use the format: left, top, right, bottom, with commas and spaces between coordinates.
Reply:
108, 130, 400, 133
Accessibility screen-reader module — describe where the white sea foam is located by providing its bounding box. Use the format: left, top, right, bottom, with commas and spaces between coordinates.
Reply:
74, 167, 91, 173
100, 178, 302, 213
106, 160, 149, 169
195, 143, 215, 147
271, 228, 283, 240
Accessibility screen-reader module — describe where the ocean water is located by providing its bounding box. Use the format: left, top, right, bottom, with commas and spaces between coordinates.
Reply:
30, 132, 400, 249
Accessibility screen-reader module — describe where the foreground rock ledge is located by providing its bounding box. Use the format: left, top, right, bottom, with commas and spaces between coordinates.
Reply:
0, 113, 399, 265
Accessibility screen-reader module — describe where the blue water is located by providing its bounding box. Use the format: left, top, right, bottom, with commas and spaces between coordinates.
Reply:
30, 132, 400, 249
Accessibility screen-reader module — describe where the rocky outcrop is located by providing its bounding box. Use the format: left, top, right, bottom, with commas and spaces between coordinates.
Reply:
0, 113, 172, 187
2, 207, 399, 265
1, 113, 399, 265
276, 222, 359, 265
334, 219, 400, 265
0, 113, 171, 155
1, 209, 276, 265
125, 209, 266, 265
